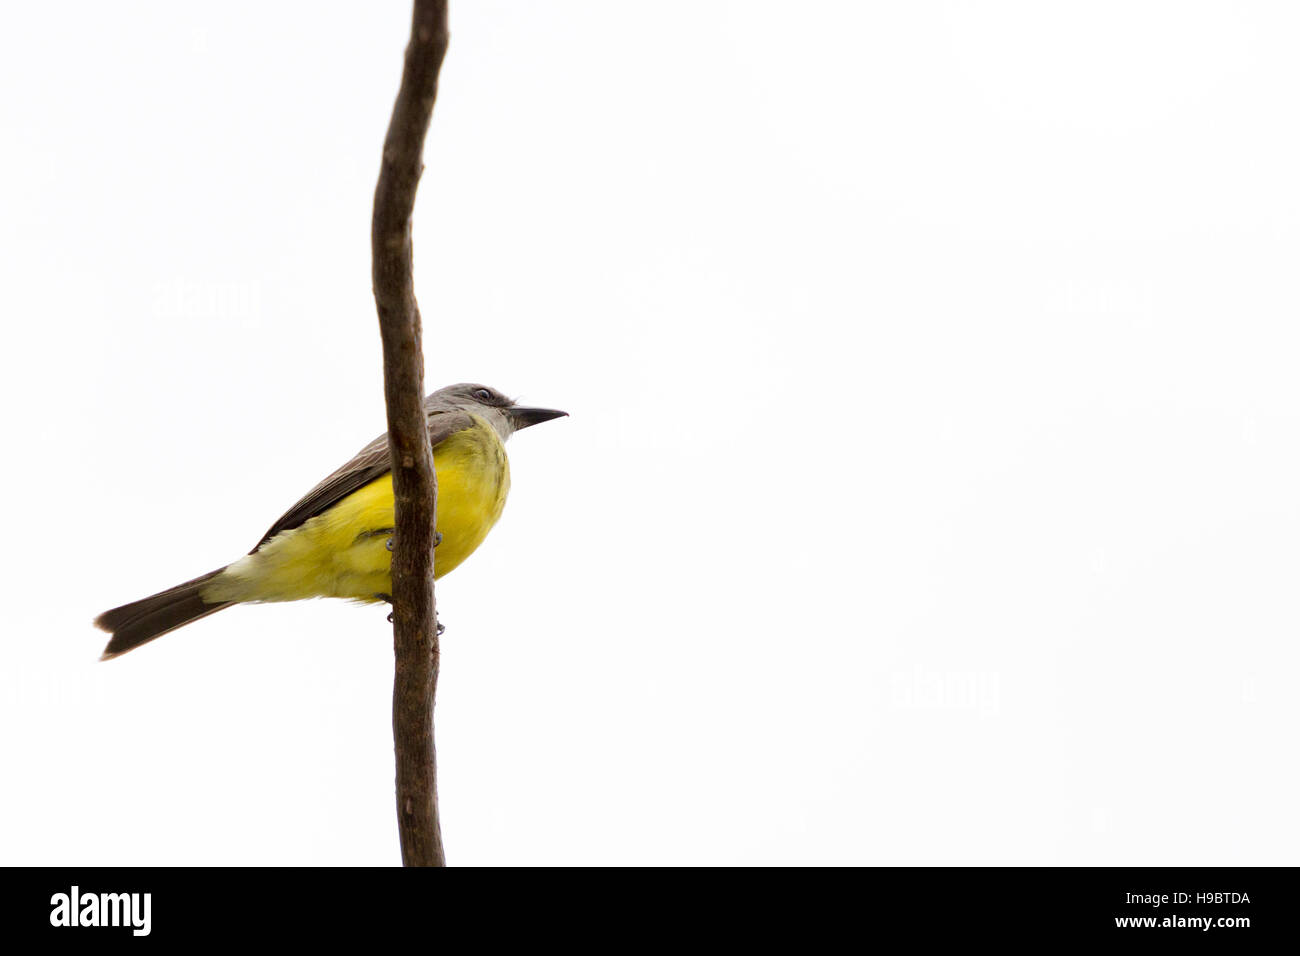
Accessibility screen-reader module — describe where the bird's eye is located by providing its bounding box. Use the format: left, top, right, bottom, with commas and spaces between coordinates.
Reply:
474, 388, 492, 402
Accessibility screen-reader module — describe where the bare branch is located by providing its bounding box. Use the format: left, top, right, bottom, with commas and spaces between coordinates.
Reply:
372, 0, 450, 867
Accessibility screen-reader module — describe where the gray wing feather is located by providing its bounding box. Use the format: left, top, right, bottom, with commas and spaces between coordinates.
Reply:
252, 409, 474, 551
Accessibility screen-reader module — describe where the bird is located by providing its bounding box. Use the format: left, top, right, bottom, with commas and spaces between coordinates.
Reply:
94, 383, 567, 660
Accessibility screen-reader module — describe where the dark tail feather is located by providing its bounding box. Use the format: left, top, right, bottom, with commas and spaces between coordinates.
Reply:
95, 569, 234, 660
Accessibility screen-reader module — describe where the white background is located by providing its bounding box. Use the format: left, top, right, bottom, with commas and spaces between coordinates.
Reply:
1, 1, 1297, 865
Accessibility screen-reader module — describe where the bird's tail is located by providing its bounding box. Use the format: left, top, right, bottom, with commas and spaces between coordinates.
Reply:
94, 569, 234, 661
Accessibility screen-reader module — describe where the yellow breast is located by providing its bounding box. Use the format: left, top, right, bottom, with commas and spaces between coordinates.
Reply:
206, 416, 511, 604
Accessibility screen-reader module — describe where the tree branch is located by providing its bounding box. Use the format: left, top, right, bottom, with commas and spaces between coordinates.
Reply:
372, 0, 450, 868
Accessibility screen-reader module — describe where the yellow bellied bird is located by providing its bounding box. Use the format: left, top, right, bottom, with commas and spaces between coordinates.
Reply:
94, 383, 566, 659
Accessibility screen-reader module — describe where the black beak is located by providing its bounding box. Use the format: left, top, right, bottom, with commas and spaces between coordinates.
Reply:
508, 406, 568, 430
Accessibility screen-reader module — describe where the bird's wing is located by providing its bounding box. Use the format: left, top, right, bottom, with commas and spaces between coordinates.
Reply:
251, 409, 475, 551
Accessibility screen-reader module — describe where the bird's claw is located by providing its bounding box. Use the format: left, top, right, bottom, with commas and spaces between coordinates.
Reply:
387, 531, 441, 550
377, 594, 444, 635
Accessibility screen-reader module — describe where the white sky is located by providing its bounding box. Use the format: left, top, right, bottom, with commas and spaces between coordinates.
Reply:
2, 1, 1298, 865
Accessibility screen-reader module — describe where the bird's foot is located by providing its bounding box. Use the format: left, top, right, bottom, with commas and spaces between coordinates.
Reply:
376, 593, 445, 634
384, 531, 442, 551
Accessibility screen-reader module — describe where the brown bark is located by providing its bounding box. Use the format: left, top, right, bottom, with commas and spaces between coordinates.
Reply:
371, 0, 450, 867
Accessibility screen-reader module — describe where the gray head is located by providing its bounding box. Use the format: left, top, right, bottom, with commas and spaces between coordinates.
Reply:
427, 382, 568, 440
